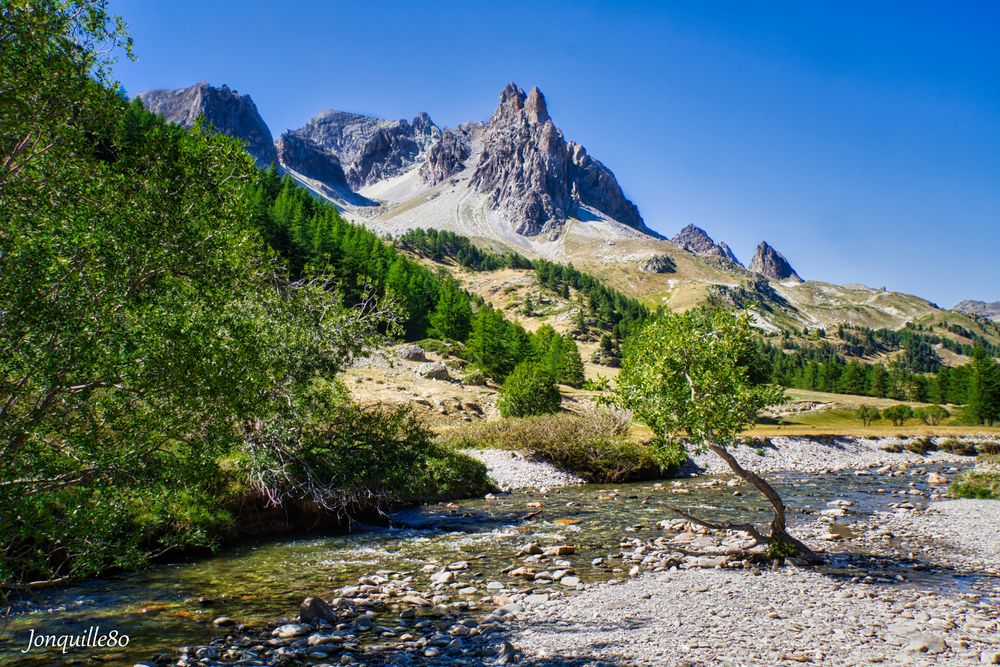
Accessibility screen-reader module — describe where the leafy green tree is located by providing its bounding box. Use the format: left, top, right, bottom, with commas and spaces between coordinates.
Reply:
882, 404, 915, 427
613, 309, 820, 563
915, 404, 949, 426
856, 405, 881, 427
0, 0, 490, 592
498, 362, 562, 417
429, 278, 472, 341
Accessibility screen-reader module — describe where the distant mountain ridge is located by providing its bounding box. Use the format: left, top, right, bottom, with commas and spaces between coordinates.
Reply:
954, 300, 1000, 322
135, 80, 983, 336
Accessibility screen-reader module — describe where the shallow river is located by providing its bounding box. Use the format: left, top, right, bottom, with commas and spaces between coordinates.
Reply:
0, 464, 963, 665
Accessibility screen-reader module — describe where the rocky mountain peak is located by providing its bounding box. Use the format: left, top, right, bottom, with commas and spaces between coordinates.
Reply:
472, 82, 646, 236
135, 82, 277, 167
282, 110, 441, 189
749, 241, 801, 282
525, 87, 550, 125
670, 224, 742, 265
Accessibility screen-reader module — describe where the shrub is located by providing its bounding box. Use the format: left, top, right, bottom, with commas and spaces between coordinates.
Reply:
903, 437, 935, 455
439, 410, 680, 482
583, 375, 611, 392
949, 471, 1000, 499
978, 441, 1000, 456
938, 438, 977, 456
498, 362, 561, 417
461, 369, 487, 386
241, 379, 491, 514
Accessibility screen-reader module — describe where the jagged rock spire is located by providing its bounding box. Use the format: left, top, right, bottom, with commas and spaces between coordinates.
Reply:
749, 241, 801, 282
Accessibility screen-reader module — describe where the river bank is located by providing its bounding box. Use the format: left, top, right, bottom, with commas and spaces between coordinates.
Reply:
506, 500, 1000, 666
4, 437, 997, 666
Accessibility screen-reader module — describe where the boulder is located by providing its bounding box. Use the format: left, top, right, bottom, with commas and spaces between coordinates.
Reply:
639, 254, 677, 273
397, 345, 426, 361
415, 361, 450, 381
272, 623, 310, 638
299, 596, 337, 625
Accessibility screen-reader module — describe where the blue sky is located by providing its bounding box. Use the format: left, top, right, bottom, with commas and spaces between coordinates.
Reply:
112, 0, 1000, 307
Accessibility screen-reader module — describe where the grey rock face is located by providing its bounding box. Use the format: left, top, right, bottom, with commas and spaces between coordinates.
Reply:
472, 83, 647, 236
419, 124, 477, 185
716, 241, 741, 266
670, 224, 742, 265
567, 141, 644, 231
283, 110, 440, 189
136, 82, 277, 167
639, 255, 676, 273
953, 300, 1000, 322
274, 132, 347, 187
749, 241, 802, 282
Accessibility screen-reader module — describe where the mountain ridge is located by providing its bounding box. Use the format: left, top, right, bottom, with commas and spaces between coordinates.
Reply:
134, 80, 983, 336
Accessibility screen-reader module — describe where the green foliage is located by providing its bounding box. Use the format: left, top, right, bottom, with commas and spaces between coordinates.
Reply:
856, 405, 882, 427
915, 404, 949, 426
882, 404, 915, 427
398, 227, 532, 271
399, 228, 650, 342
243, 378, 491, 508
967, 347, 1000, 426
613, 308, 785, 450
466, 307, 531, 380
903, 436, 935, 455
532, 325, 586, 387
0, 1, 490, 590
440, 410, 677, 482
429, 278, 473, 341
498, 362, 562, 418
949, 470, 1000, 499
937, 438, 977, 456
583, 375, 612, 392
533, 259, 649, 339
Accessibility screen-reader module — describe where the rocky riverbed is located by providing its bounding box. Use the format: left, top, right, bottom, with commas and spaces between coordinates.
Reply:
6, 439, 997, 666
508, 500, 1000, 666
688, 435, 996, 476
462, 448, 584, 490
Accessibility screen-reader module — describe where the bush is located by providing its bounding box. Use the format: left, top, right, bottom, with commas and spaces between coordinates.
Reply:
461, 369, 488, 386
498, 362, 561, 417
407, 445, 493, 500
978, 441, 1000, 456
903, 437, 935, 455
949, 471, 1000, 499
241, 379, 491, 514
439, 410, 681, 482
938, 438, 977, 456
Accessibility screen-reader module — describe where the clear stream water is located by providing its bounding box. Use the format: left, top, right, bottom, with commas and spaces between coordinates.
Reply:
0, 464, 975, 665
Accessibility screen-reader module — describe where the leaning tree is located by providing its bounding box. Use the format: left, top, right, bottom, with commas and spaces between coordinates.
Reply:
613, 308, 821, 564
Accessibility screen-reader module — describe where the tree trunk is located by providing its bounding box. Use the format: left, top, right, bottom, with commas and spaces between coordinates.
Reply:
706, 443, 822, 564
